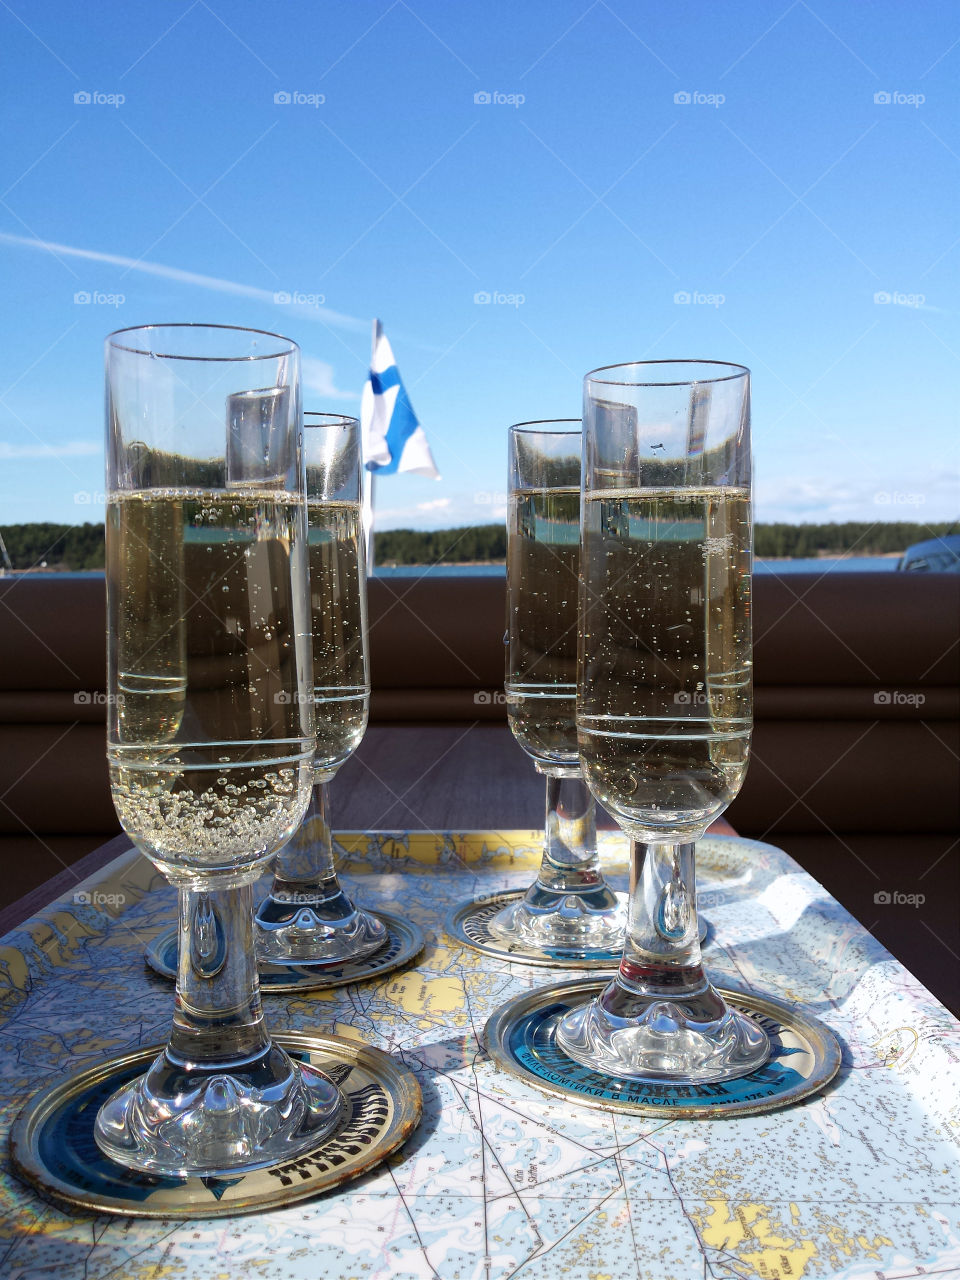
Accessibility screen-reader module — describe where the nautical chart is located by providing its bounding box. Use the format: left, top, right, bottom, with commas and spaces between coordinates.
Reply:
1, 832, 958, 1279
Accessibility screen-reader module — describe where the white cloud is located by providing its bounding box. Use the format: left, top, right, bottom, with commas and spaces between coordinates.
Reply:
371, 492, 507, 530
0, 441, 100, 459
301, 357, 358, 402
757, 466, 960, 523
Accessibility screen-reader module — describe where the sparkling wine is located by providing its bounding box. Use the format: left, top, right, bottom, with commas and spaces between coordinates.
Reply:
107, 489, 314, 882
505, 486, 580, 768
110, 490, 187, 744
307, 497, 369, 773
577, 487, 752, 834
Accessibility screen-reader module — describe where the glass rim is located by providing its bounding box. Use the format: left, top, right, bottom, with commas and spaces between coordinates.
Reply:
510, 418, 581, 436
585, 358, 749, 387
105, 322, 298, 362
304, 412, 359, 428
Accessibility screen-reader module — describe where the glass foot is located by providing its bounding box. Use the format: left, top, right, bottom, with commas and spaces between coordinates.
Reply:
555, 975, 770, 1083
95, 1041, 346, 1177
488, 883, 626, 954
255, 886, 387, 967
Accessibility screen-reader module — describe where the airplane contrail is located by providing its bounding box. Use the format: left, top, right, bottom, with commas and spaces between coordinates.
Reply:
0, 441, 100, 458
0, 232, 370, 333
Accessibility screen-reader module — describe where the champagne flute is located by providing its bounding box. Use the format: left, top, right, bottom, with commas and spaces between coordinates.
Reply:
556, 361, 770, 1081
492, 421, 626, 955
255, 413, 386, 965
98, 324, 344, 1175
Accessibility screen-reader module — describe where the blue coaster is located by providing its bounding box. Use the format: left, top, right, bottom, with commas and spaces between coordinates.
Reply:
145, 909, 424, 992
447, 890, 708, 968
484, 978, 841, 1118
9, 1031, 421, 1219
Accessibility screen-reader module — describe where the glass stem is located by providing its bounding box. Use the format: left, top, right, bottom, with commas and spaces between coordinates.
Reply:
617, 839, 709, 997
535, 773, 601, 893
271, 778, 338, 905
254, 774, 384, 963
556, 835, 769, 1081
170, 883, 270, 1065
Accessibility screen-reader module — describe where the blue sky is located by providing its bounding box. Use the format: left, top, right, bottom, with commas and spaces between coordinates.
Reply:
1, 0, 958, 532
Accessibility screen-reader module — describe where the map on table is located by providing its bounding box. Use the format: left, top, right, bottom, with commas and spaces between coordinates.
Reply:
0, 831, 958, 1280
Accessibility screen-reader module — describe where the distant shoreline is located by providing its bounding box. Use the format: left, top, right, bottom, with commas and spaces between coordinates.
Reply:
375, 559, 507, 569
376, 551, 905, 568
1, 519, 949, 573
758, 551, 903, 562
1, 550, 906, 576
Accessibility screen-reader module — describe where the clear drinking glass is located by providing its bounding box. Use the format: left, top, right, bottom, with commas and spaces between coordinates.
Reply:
98, 324, 345, 1176
255, 413, 385, 965
493, 421, 625, 954
556, 361, 769, 1081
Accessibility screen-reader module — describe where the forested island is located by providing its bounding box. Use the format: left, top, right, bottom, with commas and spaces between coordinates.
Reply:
0, 519, 952, 572
0, 522, 107, 571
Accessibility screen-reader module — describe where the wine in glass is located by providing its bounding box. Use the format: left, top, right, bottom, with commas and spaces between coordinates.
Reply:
97, 324, 345, 1175
255, 413, 386, 965
556, 361, 770, 1081
491, 420, 626, 956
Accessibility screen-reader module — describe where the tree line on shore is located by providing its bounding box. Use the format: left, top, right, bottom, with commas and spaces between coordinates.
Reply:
0, 519, 953, 571
0, 522, 107, 571
378, 520, 949, 563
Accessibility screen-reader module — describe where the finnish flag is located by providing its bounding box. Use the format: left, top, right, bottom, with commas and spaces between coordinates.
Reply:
360, 319, 439, 478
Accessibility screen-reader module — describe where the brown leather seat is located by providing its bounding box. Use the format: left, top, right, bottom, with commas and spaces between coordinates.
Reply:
0, 571, 957, 1010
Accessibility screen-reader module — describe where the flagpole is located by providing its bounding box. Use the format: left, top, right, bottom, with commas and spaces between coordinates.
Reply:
359, 315, 438, 578
364, 469, 376, 575
363, 317, 378, 577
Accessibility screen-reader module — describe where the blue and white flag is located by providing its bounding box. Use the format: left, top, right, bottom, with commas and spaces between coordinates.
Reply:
360, 320, 439, 479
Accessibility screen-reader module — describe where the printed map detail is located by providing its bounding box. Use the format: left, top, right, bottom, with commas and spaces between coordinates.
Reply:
1, 832, 958, 1279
